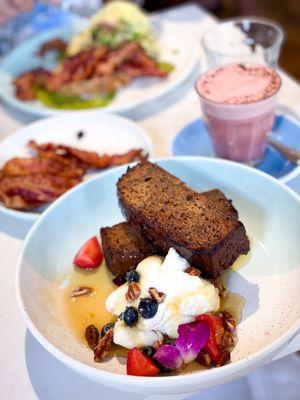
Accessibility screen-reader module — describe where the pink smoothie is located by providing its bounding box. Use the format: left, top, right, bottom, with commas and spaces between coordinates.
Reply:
196, 63, 281, 164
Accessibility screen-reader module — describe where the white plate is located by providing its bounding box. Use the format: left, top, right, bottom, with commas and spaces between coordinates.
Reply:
16, 157, 300, 394
0, 19, 198, 118
0, 112, 152, 234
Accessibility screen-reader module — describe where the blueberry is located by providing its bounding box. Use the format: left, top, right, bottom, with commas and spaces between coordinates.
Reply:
125, 270, 140, 283
141, 346, 155, 358
100, 322, 115, 337
155, 362, 172, 374
138, 298, 158, 319
124, 306, 139, 327
118, 312, 124, 321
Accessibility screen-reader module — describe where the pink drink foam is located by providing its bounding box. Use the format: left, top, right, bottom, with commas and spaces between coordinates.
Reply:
196, 63, 281, 163
197, 63, 281, 105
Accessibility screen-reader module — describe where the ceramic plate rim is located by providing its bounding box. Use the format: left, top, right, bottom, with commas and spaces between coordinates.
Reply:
0, 21, 198, 117
0, 112, 152, 223
171, 114, 300, 184
16, 156, 300, 390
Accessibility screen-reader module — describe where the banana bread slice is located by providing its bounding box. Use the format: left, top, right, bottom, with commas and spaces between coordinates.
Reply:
100, 222, 158, 277
100, 189, 233, 277
117, 161, 250, 278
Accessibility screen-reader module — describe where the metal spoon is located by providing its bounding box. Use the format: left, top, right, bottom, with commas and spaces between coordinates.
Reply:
267, 138, 300, 164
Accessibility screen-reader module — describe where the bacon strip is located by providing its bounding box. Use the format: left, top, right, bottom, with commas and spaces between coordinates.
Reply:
14, 42, 168, 101
28, 140, 146, 169
0, 140, 147, 210
0, 174, 81, 210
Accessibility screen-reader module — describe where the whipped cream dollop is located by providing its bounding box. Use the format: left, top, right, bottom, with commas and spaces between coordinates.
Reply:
106, 248, 220, 349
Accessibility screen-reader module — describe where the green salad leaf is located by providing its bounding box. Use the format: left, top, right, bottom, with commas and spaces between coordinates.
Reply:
35, 88, 115, 110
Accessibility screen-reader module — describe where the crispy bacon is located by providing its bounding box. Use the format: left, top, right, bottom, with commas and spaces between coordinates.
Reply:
28, 140, 146, 169
14, 40, 168, 100
59, 73, 131, 96
0, 174, 81, 210
2, 156, 86, 179
0, 140, 147, 210
38, 38, 67, 57
45, 46, 108, 92
13, 68, 51, 100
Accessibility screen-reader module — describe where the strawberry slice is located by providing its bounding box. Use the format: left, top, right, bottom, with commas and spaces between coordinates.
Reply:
196, 313, 225, 363
73, 236, 103, 269
127, 348, 160, 376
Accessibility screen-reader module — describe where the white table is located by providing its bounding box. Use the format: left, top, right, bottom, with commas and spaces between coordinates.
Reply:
0, 4, 299, 400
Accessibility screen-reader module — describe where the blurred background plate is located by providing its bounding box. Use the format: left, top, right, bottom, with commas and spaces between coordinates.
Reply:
0, 112, 152, 237
0, 19, 198, 118
172, 114, 300, 183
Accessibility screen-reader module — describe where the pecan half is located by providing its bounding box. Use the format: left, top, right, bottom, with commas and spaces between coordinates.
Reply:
85, 324, 100, 350
215, 350, 230, 367
125, 282, 141, 302
219, 311, 237, 331
185, 267, 201, 276
197, 351, 211, 367
94, 328, 114, 362
70, 286, 93, 297
149, 287, 166, 303
154, 338, 164, 350
220, 331, 234, 348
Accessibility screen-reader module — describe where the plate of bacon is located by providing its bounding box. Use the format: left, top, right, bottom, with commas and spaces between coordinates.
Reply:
0, 112, 151, 229
0, 1, 198, 118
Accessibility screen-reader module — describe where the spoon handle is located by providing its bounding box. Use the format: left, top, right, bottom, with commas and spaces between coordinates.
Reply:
268, 138, 300, 164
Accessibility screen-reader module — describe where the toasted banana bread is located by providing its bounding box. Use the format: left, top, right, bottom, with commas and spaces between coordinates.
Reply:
117, 161, 250, 278
100, 222, 158, 277
100, 189, 234, 277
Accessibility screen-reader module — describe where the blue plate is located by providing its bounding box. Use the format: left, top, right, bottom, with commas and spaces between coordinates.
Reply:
172, 114, 300, 182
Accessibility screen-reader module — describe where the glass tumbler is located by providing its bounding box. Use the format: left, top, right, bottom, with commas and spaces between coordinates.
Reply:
202, 17, 284, 68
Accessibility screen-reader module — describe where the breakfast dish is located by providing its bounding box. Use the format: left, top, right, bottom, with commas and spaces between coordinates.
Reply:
16, 157, 300, 392
0, 140, 145, 210
68, 161, 250, 376
9, 1, 175, 111
0, 4, 197, 117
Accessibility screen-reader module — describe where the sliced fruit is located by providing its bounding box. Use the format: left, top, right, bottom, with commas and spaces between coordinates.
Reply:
126, 348, 160, 376
73, 236, 103, 269
195, 313, 225, 364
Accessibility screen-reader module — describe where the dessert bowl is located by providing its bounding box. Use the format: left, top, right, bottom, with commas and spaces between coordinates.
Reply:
16, 157, 300, 394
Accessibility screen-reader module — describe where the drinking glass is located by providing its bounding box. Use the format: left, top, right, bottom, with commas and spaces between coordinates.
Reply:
202, 17, 284, 69
196, 18, 283, 165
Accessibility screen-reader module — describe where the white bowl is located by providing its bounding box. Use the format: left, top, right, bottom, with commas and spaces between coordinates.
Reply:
0, 112, 152, 237
16, 157, 300, 394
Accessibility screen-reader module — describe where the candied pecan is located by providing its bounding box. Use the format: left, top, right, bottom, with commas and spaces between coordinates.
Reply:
85, 324, 100, 350
71, 286, 93, 297
215, 351, 230, 367
185, 267, 201, 276
197, 351, 211, 367
149, 287, 166, 303
94, 328, 114, 362
125, 282, 141, 302
154, 338, 164, 350
220, 311, 237, 331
